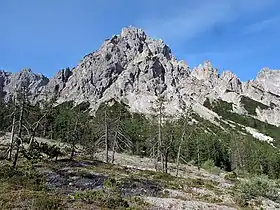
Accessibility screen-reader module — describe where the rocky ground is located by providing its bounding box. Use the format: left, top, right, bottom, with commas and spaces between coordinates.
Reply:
1, 134, 280, 209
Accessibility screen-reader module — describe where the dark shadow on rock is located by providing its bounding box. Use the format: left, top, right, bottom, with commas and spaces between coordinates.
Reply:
120, 178, 163, 197
69, 160, 104, 168
44, 167, 107, 194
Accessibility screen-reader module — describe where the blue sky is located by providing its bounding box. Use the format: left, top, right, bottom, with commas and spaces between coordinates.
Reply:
0, 0, 280, 81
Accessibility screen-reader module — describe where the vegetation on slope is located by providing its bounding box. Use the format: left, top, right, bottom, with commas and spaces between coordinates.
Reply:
240, 96, 269, 115
204, 98, 280, 147
1, 90, 280, 208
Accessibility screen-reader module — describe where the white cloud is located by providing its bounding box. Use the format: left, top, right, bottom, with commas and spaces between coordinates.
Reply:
243, 17, 280, 34
139, 0, 277, 42
187, 49, 254, 59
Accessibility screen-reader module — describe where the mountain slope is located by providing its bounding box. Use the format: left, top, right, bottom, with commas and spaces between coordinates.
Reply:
1, 26, 280, 142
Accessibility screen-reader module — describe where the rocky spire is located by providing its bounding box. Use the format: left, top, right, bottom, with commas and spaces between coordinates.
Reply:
256, 67, 280, 95
1, 27, 280, 126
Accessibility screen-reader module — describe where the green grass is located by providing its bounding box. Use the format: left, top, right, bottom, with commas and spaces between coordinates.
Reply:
0, 163, 65, 210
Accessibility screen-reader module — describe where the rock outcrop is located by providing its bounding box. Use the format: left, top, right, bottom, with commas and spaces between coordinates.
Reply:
0, 69, 48, 102
256, 68, 280, 96
1, 26, 280, 126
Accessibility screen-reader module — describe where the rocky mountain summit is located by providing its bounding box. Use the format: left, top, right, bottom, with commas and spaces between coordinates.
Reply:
1, 26, 280, 127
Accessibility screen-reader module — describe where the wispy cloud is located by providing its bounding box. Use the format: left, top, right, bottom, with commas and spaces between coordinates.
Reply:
139, 0, 277, 43
187, 49, 254, 60
243, 17, 280, 34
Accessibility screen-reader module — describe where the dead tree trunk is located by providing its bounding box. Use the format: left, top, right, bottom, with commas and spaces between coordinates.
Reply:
50, 124, 53, 140
13, 92, 24, 169
28, 113, 48, 148
164, 134, 174, 174
104, 109, 109, 163
176, 121, 194, 177
153, 139, 158, 171
197, 135, 200, 170
176, 131, 185, 176
111, 132, 117, 164
70, 119, 78, 160
71, 141, 76, 160
111, 112, 121, 164
8, 98, 17, 160
158, 104, 163, 172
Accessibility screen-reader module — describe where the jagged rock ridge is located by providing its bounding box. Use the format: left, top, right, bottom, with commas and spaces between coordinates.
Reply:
1, 26, 280, 127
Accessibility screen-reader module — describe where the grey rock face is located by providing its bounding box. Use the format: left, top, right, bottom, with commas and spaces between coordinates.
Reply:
256, 68, 280, 95
43, 68, 72, 97
1, 26, 280, 125
0, 69, 49, 102
0, 71, 11, 99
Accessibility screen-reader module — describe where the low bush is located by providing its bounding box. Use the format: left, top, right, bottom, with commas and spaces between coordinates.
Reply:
224, 171, 237, 181
74, 177, 129, 209
235, 175, 279, 200
31, 193, 65, 210
201, 159, 221, 174
0, 163, 65, 209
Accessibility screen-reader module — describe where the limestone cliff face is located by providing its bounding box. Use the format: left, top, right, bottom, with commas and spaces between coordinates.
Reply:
1, 27, 280, 125
0, 69, 48, 102
256, 68, 280, 96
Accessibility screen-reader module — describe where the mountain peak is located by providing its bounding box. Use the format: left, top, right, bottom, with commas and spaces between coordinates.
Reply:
191, 60, 219, 81
255, 67, 280, 95
203, 60, 213, 69
120, 26, 146, 40
1, 27, 280, 126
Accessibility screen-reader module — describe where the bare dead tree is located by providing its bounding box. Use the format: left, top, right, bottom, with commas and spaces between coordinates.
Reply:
12, 87, 26, 169
70, 119, 78, 160
150, 95, 168, 172
111, 110, 132, 164
175, 112, 195, 177
111, 112, 120, 164
197, 132, 201, 171
162, 131, 174, 174
8, 96, 17, 160
28, 112, 48, 148
104, 109, 109, 163
94, 105, 110, 163
28, 92, 57, 148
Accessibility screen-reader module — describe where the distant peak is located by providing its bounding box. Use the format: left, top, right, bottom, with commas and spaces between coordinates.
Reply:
20, 68, 32, 73
121, 26, 145, 35
195, 60, 216, 73
0, 70, 11, 76
120, 26, 146, 40
257, 67, 280, 78
259, 67, 270, 73
203, 60, 213, 69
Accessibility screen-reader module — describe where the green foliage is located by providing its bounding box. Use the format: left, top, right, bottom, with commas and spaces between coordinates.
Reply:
129, 196, 150, 208
235, 175, 279, 200
74, 190, 104, 204
203, 98, 280, 178
153, 172, 175, 182
74, 177, 129, 209
201, 159, 221, 174
224, 171, 237, 181
204, 98, 280, 147
203, 98, 233, 115
2, 95, 280, 181
0, 163, 45, 191
31, 193, 65, 210
124, 113, 155, 155
0, 163, 65, 210
240, 96, 269, 115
